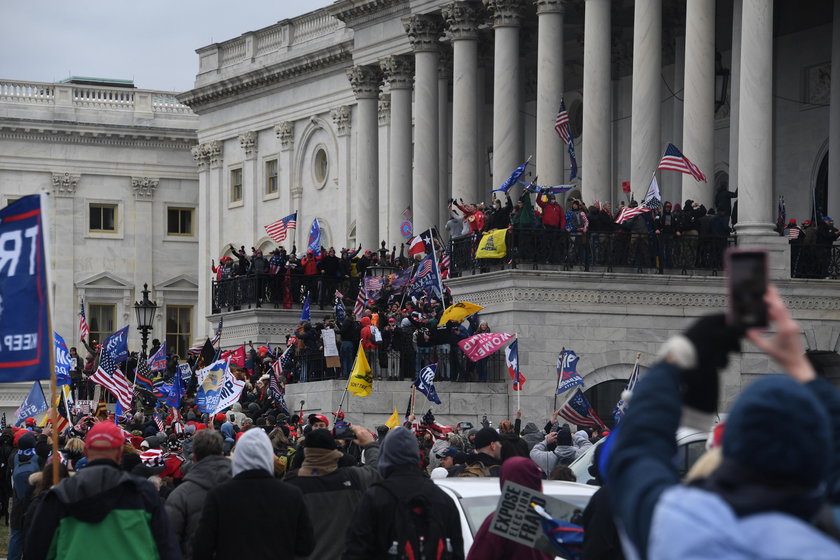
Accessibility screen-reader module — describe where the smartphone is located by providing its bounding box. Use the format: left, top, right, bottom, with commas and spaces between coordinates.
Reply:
725, 249, 768, 329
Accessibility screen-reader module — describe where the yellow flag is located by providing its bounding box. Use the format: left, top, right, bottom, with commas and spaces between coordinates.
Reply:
385, 407, 400, 430
439, 301, 484, 325
347, 344, 373, 397
476, 229, 507, 259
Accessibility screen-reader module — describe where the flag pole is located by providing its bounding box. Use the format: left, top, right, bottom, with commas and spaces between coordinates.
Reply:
553, 347, 565, 412
41, 192, 60, 484
410, 384, 417, 420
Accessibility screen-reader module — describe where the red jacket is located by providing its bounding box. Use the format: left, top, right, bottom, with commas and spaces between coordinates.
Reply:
301, 254, 321, 275
537, 195, 565, 228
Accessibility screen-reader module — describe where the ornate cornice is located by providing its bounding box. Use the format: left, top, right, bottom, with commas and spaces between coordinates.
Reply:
0, 125, 194, 151
131, 177, 159, 199
483, 0, 524, 28
346, 65, 383, 100
534, 0, 568, 15
330, 0, 406, 27
380, 55, 414, 90
51, 172, 80, 197
178, 43, 353, 110
443, 2, 484, 41
274, 121, 295, 151
403, 14, 444, 53
378, 93, 391, 125
331, 105, 352, 136
239, 131, 258, 159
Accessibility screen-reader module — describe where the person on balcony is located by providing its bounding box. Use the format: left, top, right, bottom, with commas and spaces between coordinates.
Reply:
318, 247, 341, 310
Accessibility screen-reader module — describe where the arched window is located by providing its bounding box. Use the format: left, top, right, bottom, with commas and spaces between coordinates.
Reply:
582, 379, 627, 430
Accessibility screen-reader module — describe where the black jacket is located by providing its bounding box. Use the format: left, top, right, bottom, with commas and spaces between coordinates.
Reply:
192, 469, 314, 560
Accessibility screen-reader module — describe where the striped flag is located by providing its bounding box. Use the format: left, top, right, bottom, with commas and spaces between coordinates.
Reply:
353, 280, 366, 319
264, 212, 297, 244
555, 99, 572, 144
211, 316, 223, 347
657, 143, 707, 183
439, 251, 451, 280
153, 412, 165, 432
79, 300, 90, 342
615, 177, 662, 224
559, 389, 604, 429
90, 348, 133, 411
613, 358, 641, 424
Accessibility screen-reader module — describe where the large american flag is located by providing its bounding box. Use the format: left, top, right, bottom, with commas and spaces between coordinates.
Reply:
558, 389, 604, 429
439, 251, 451, 280
79, 300, 90, 342
354, 280, 366, 319
264, 212, 297, 243
211, 316, 223, 347
90, 347, 133, 411
554, 99, 572, 144
657, 143, 707, 183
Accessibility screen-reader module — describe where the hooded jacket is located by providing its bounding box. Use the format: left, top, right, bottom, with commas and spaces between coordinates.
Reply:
529, 431, 591, 474
466, 457, 553, 560
521, 422, 544, 451
25, 459, 180, 560
165, 454, 232, 560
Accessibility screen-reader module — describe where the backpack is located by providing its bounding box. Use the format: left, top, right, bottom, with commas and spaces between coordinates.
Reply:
377, 482, 455, 560
456, 460, 494, 478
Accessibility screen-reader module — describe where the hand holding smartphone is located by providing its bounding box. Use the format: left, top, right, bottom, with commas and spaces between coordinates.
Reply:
725, 249, 768, 330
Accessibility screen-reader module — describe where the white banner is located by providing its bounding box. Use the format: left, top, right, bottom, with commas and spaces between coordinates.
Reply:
322, 328, 339, 357
213, 369, 246, 414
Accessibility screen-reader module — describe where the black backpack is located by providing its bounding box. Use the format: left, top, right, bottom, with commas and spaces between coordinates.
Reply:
377, 482, 455, 560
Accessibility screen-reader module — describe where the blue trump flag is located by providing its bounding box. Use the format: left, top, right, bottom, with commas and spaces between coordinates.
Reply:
102, 326, 130, 363
408, 253, 443, 300
492, 159, 530, 194
301, 295, 311, 322
166, 366, 184, 408
0, 195, 51, 382
414, 364, 441, 405
54, 332, 73, 387
307, 218, 321, 256
335, 291, 346, 324
15, 381, 48, 425
556, 350, 584, 395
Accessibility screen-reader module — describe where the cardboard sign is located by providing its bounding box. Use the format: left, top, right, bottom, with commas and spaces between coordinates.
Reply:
489, 481, 586, 555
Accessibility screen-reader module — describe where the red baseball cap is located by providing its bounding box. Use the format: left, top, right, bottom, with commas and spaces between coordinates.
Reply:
24, 417, 35, 427
85, 421, 124, 450
214, 413, 227, 424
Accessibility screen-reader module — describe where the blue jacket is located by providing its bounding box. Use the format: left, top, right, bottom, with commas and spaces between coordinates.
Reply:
606, 361, 840, 559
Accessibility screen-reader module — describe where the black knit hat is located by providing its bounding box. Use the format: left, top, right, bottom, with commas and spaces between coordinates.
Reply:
474, 427, 500, 450
305, 428, 337, 450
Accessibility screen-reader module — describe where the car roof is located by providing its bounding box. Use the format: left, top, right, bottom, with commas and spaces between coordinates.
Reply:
433, 477, 597, 500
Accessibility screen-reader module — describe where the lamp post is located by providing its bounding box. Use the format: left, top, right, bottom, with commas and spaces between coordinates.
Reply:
134, 283, 158, 357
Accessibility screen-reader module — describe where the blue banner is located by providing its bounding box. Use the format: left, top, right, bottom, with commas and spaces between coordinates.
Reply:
166, 365, 184, 408
307, 218, 321, 257
0, 195, 51, 382
301, 295, 311, 322
556, 350, 584, 395
196, 359, 228, 414
15, 381, 48, 425
414, 364, 441, 405
54, 332, 72, 386
148, 342, 167, 372
103, 326, 130, 363
408, 253, 442, 300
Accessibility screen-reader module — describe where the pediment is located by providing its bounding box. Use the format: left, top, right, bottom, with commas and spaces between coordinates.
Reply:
76, 272, 133, 290
156, 274, 198, 291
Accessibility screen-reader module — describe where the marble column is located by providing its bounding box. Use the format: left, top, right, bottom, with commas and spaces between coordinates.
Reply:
630, 0, 661, 197
438, 48, 452, 226
51, 172, 79, 338
484, 0, 523, 196
331, 106, 352, 248
443, 2, 482, 203
535, 0, 566, 187
405, 14, 442, 233
381, 55, 414, 244
681, 0, 715, 206
346, 65, 382, 250
191, 146, 210, 340
582, 0, 611, 204
829, 0, 840, 219
239, 131, 259, 242
729, 0, 742, 194
378, 93, 392, 247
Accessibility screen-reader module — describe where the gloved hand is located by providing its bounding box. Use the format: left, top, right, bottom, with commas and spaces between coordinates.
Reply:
680, 314, 743, 413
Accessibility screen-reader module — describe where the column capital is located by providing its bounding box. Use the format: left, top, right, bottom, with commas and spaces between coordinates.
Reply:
206, 140, 224, 169
483, 0, 524, 28
191, 144, 209, 172
443, 2, 483, 41
274, 121, 295, 151
331, 105, 352, 136
131, 177, 159, 199
535, 0, 568, 15
403, 14, 443, 53
380, 55, 415, 89
346, 65, 383, 100
238, 131, 258, 160
378, 93, 391, 126
51, 172, 80, 197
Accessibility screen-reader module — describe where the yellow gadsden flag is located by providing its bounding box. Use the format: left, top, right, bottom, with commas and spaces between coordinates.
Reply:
439, 301, 484, 325
476, 229, 507, 259
385, 407, 400, 430
346, 344, 373, 397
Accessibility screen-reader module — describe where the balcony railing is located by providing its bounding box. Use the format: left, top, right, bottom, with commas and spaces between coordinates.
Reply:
450, 229, 737, 276
212, 275, 363, 313
790, 244, 840, 279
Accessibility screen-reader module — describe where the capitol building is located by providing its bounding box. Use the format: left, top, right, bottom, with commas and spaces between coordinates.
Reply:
1, 0, 839, 424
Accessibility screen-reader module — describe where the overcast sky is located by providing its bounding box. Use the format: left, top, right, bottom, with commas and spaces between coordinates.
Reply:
0, 0, 333, 92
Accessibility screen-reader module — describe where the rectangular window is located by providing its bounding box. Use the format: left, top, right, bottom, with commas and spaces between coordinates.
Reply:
165, 305, 192, 358
265, 159, 278, 195
230, 168, 243, 202
89, 204, 117, 232
167, 207, 194, 236
88, 303, 116, 346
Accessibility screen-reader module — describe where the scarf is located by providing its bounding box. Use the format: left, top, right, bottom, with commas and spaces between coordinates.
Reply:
298, 448, 342, 477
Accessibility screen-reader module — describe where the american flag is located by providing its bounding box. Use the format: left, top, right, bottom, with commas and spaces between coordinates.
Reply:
354, 280, 366, 319
615, 177, 661, 224
559, 389, 605, 429
657, 143, 707, 183
415, 258, 433, 278
211, 316, 223, 347
264, 212, 297, 244
613, 358, 641, 424
439, 251, 451, 280
555, 98, 572, 144
79, 300, 90, 342
90, 348, 133, 411
153, 412, 164, 432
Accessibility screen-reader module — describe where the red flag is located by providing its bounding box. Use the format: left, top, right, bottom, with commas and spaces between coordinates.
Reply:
222, 344, 246, 368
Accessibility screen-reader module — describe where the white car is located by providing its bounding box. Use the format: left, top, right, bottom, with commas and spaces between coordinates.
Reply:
433, 477, 596, 558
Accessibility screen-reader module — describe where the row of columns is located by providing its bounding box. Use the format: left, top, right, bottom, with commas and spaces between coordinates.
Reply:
347, 0, 780, 249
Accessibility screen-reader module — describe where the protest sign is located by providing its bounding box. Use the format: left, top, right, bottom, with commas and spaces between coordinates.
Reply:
321, 328, 340, 368
213, 368, 245, 413
458, 332, 515, 362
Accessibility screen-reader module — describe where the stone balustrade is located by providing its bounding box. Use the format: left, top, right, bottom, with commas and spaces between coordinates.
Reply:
0, 81, 54, 103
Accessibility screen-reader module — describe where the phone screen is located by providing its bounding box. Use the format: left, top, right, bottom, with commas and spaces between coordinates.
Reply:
727, 250, 768, 329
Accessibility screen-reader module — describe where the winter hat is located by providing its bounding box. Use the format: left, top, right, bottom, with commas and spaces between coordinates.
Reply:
556, 427, 573, 446
184, 424, 196, 435
474, 427, 501, 450
305, 428, 337, 450
17, 432, 36, 451
723, 375, 830, 488
378, 426, 420, 477
232, 428, 274, 476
